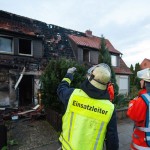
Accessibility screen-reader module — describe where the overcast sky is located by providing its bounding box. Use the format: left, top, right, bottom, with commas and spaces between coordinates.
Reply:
1, 0, 150, 67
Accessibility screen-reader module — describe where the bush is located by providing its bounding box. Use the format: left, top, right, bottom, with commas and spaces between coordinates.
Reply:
115, 94, 129, 109
129, 85, 140, 99
40, 58, 87, 113
114, 85, 141, 109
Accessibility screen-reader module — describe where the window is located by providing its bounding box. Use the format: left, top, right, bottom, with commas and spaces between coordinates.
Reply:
19, 39, 32, 55
119, 76, 128, 89
83, 50, 90, 62
0, 36, 13, 53
119, 75, 128, 94
111, 55, 117, 66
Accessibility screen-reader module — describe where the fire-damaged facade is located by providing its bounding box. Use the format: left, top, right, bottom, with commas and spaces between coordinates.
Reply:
0, 10, 132, 107
0, 12, 45, 107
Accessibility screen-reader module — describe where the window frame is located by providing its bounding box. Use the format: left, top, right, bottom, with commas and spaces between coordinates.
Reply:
83, 49, 90, 63
111, 54, 117, 67
0, 35, 14, 54
18, 38, 33, 56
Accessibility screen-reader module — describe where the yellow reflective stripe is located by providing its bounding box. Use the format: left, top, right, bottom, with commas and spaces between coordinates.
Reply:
69, 112, 76, 143
62, 78, 71, 84
68, 112, 74, 141
94, 121, 105, 150
62, 145, 67, 150
60, 135, 73, 150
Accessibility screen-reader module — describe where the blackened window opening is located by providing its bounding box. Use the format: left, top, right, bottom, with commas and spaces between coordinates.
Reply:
19, 39, 31, 55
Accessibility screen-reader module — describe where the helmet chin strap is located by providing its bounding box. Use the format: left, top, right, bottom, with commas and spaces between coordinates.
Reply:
93, 78, 108, 85
89, 74, 108, 85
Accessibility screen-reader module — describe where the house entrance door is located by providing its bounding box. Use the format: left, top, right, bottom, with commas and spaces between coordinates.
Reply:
19, 75, 34, 106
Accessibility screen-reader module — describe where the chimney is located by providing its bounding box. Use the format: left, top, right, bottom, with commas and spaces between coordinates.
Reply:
85, 30, 92, 37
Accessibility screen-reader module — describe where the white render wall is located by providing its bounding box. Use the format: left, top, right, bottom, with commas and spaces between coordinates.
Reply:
116, 75, 129, 95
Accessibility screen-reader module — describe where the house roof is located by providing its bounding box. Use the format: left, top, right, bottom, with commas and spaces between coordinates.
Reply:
0, 11, 42, 37
68, 34, 122, 54
142, 58, 150, 64
140, 58, 150, 69
0, 10, 131, 75
113, 58, 132, 74
68, 34, 132, 75
0, 21, 36, 36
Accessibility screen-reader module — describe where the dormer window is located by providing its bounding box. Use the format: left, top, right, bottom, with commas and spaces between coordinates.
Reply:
0, 36, 13, 53
111, 55, 117, 66
19, 39, 32, 56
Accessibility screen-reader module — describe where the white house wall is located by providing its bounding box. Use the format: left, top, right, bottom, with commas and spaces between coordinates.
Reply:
116, 75, 129, 95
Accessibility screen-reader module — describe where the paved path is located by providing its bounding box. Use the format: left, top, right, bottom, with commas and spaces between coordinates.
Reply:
117, 118, 134, 150
7, 118, 134, 150
7, 119, 60, 150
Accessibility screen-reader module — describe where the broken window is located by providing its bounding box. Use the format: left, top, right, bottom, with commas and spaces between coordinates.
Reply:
0, 36, 13, 53
19, 39, 32, 55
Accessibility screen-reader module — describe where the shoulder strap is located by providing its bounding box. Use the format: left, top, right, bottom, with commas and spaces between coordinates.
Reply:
141, 93, 150, 146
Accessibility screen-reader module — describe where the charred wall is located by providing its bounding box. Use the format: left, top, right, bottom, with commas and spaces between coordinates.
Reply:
0, 10, 86, 107
0, 68, 9, 106
0, 10, 86, 61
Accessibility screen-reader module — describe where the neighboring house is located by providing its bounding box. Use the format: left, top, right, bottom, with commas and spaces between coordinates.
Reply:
0, 10, 131, 107
140, 58, 150, 69
68, 30, 132, 94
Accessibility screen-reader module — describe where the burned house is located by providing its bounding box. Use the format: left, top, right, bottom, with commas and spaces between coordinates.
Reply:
0, 10, 131, 107
0, 10, 84, 107
0, 11, 45, 107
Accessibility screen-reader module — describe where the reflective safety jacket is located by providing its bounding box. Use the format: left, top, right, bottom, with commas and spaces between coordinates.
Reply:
127, 90, 150, 150
59, 89, 114, 150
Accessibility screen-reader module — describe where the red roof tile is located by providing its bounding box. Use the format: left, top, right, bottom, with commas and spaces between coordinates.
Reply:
0, 20, 37, 36
68, 34, 131, 74
68, 34, 122, 54
140, 58, 150, 69
113, 58, 132, 74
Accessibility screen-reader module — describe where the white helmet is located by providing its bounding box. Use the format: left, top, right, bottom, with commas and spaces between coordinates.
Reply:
87, 63, 111, 90
137, 68, 150, 82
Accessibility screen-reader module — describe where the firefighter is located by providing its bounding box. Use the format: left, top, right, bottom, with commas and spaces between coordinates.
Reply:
127, 68, 150, 150
57, 63, 119, 150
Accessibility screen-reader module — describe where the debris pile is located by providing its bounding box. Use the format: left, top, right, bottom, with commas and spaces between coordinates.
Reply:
0, 104, 46, 122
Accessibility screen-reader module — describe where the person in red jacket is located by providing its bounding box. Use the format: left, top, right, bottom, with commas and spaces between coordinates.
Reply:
127, 68, 150, 150
107, 82, 114, 102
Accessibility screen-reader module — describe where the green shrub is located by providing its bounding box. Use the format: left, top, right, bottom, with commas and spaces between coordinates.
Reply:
129, 85, 140, 99
40, 58, 87, 113
115, 86, 141, 109
114, 94, 129, 109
